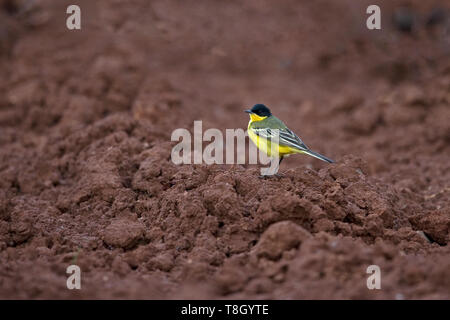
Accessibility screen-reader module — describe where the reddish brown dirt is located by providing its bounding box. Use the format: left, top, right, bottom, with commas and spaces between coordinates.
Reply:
0, 0, 449, 299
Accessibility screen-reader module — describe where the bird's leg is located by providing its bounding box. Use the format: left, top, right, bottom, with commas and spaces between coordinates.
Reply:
258, 173, 284, 179
258, 156, 285, 179
270, 156, 284, 177
259, 157, 285, 179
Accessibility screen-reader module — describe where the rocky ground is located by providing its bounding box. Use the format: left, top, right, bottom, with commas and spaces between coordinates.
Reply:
0, 0, 449, 299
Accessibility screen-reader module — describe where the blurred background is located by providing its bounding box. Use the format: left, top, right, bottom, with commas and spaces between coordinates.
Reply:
1, 0, 449, 169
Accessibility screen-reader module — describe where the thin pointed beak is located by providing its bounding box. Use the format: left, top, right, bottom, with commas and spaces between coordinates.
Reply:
244, 109, 252, 113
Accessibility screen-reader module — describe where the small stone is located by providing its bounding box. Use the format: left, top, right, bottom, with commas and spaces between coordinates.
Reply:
254, 221, 311, 260
102, 219, 145, 249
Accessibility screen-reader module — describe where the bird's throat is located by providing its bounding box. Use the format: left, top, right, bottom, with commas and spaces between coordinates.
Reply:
249, 114, 267, 122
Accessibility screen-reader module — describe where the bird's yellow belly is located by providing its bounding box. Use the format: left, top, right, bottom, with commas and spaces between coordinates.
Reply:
248, 127, 297, 157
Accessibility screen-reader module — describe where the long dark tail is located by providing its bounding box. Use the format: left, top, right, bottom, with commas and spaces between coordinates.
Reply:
302, 149, 334, 163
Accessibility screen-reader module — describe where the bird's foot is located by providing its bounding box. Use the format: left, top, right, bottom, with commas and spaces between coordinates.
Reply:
258, 173, 284, 179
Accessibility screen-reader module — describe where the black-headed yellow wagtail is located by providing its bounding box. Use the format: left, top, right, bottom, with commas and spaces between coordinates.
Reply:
245, 104, 334, 165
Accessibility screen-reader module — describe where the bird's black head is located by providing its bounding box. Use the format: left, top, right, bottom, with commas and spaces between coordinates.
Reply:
245, 104, 272, 117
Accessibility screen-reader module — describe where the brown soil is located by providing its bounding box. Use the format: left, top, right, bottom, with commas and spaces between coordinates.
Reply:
0, 0, 449, 299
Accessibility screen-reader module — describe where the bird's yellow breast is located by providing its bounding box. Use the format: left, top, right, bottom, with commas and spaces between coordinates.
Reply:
248, 120, 299, 157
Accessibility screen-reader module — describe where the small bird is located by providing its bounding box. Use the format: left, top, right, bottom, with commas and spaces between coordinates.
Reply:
245, 104, 334, 165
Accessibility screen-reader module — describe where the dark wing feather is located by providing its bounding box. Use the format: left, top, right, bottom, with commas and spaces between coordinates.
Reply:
252, 127, 309, 152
